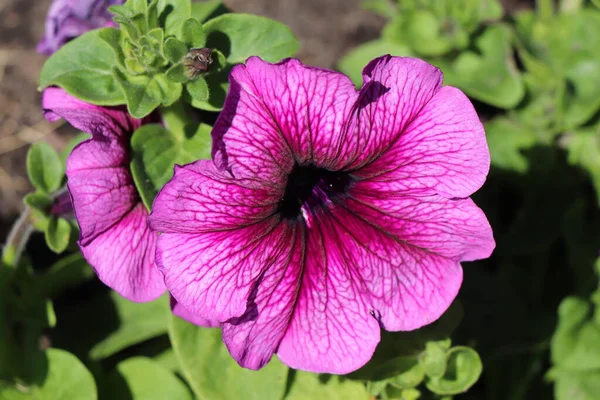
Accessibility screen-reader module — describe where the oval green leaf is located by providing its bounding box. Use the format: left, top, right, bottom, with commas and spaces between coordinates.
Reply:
26, 142, 64, 194
425, 346, 483, 395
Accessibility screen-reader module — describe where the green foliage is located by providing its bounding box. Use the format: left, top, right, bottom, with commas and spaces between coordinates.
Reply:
39, 30, 125, 105
168, 314, 289, 400
26, 143, 64, 194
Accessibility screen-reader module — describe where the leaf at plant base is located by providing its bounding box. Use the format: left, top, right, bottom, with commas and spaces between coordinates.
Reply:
425, 347, 482, 395
130, 122, 212, 209
191, 0, 229, 22
403, 10, 454, 56
24, 192, 52, 213
26, 142, 64, 194
156, 0, 191, 36
485, 117, 538, 173
419, 341, 450, 379
89, 293, 169, 360
39, 30, 124, 105
0, 348, 96, 400
98, 27, 126, 69
104, 357, 192, 400
180, 18, 206, 48
164, 37, 188, 64
204, 13, 299, 64
186, 77, 209, 102
337, 39, 412, 87
440, 24, 524, 109
166, 63, 187, 83
285, 371, 370, 400
149, 73, 182, 106
168, 314, 288, 400
44, 216, 71, 254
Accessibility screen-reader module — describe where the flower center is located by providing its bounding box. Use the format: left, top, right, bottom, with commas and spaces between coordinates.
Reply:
279, 163, 353, 220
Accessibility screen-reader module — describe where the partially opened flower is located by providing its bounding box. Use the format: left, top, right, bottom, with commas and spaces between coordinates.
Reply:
150, 56, 495, 373
38, 0, 123, 55
42, 87, 165, 302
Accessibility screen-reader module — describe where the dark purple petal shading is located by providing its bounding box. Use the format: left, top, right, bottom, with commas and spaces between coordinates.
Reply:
38, 0, 122, 55
212, 57, 359, 180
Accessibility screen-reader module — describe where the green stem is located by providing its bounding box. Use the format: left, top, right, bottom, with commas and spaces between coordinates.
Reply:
1, 208, 33, 273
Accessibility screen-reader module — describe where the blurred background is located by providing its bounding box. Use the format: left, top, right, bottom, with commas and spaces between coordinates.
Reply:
0, 0, 528, 241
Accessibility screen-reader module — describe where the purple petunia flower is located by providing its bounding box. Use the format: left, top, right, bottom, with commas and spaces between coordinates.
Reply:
149, 56, 495, 373
42, 87, 165, 302
38, 0, 123, 55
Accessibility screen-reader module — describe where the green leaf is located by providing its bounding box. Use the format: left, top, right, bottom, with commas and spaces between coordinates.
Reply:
98, 27, 126, 69
370, 356, 425, 390
44, 217, 71, 254
564, 128, 600, 206
89, 293, 169, 360
26, 142, 64, 194
104, 357, 192, 400
485, 117, 538, 173
0, 349, 96, 400
337, 39, 412, 87
24, 192, 52, 213
164, 37, 188, 64
166, 62, 187, 83
157, 0, 191, 36
402, 10, 455, 56
180, 18, 206, 48
425, 347, 483, 395
191, 0, 229, 22
189, 67, 229, 111
553, 370, 600, 400
439, 24, 525, 109
285, 371, 370, 400
419, 341, 450, 379
130, 121, 212, 210
186, 77, 209, 101
113, 69, 181, 118
551, 297, 600, 370
203, 13, 299, 64
168, 314, 288, 400
39, 30, 125, 105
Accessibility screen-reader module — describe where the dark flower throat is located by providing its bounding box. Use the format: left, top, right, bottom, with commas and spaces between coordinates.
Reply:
279, 164, 353, 220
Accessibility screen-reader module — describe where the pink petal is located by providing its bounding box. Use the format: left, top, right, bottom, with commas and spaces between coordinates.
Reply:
356, 86, 489, 198
277, 220, 381, 374
42, 87, 142, 142
170, 296, 220, 327
80, 202, 165, 301
342, 56, 443, 170
333, 185, 494, 331
149, 160, 279, 234
67, 139, 136, 243
212, 57, 358, 180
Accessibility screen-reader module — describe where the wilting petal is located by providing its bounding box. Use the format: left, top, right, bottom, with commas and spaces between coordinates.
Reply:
38, 0, 121, 55
171, 297, 220, 327
342, 56, 443, 170
42, 87, 141, 142
331, 188, 494, 331
80, 202, 164, 301
212, 57, 358, 180
277, 221, 381, 374
150, 160, 279, 234
356, 86, 489, 198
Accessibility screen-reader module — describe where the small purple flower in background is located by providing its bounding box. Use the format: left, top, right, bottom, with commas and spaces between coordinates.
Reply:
42, 87, 165, 302
38, 0, 123, 55
150, 56, 495, 373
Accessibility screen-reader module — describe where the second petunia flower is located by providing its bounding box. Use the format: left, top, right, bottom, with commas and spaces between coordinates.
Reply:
149, 55, 495, 374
